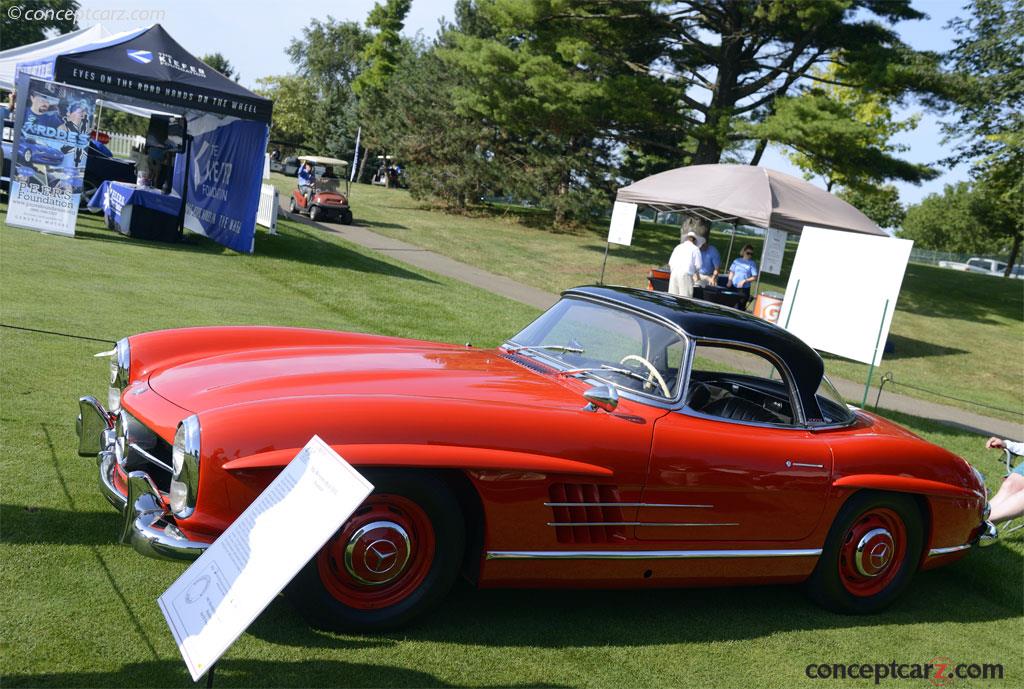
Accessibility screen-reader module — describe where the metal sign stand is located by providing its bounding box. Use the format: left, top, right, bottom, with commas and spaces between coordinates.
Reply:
861, 299, 890, 407
598, 241, 610, 285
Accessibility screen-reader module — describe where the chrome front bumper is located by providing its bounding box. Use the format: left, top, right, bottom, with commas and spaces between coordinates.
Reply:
77, 395, 210, 561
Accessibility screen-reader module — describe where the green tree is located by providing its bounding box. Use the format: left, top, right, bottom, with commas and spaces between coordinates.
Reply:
0, 0, 79, 49
376, 43, 502, 208
201, 52, 239, 82
352, 0, 412, 99
285, 18, 371, 160
444, 0, 942, 234
253, 75, 321, 151
837, 185, 905, 230
940, 0, 1023, 275
441, 0, 677, 225
900, 181, 1019, 262
749, 65, 936, 192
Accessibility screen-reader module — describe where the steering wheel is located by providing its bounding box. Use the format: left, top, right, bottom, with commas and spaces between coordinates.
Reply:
619, 355, 671, 397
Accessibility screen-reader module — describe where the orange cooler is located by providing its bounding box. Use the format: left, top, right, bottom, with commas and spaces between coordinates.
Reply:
754, 291, 784, 322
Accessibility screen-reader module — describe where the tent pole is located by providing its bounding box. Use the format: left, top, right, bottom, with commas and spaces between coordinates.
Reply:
598, 241, 610, 285
176, 121, 192, 240
95, 102, 103, 132
724, 222, 737, 269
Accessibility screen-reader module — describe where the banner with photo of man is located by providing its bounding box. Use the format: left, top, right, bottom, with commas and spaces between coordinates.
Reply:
5, 76, 98, 236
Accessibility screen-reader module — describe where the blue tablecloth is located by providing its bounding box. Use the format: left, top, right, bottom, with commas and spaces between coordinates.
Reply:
88, 181, 182, 231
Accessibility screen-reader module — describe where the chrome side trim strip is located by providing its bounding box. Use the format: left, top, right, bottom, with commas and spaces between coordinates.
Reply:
927, 543, 972, 557
791, 462, 825, 469
544, 502, 713, 508
486, 548, 822, 560
547, 522, 738, 527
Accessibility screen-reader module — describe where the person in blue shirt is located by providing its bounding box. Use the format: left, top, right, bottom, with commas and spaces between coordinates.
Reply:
297, 160, 316, 205
698, 240, 721, 286
728, 244, 759, 306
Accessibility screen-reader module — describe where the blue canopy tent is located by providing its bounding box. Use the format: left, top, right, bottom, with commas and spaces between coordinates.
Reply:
10, 24, 273, 253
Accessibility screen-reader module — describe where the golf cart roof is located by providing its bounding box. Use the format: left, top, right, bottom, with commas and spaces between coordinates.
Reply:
299, 156, 349, 167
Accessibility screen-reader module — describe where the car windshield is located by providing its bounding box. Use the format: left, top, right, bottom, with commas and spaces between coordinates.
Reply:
505, 297, 687, 400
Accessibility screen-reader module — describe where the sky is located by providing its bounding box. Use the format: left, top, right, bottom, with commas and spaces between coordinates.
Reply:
72, 0, 970, 207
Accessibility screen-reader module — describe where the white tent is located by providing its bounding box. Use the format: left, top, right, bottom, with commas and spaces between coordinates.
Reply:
0, 25, 111, 89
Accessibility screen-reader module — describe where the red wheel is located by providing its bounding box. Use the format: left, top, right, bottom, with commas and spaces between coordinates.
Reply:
836, 507, 907, 597
286, 471, 464, 631
806, 492, 922, 614
316, 494, 436, 610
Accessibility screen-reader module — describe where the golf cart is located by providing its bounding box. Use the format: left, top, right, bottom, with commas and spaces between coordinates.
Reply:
289, 155, 353, 224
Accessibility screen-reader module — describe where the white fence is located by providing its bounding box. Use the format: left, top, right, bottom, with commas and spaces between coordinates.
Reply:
97, 131, 145, 158
257, 184, 279, 234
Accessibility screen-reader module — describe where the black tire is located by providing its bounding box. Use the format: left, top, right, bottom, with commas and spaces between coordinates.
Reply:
309, 205, 320, 222
285, 470, 464, 631
805, 491, 923, 614
288, 197, 296, 213
340, 209, 353, 225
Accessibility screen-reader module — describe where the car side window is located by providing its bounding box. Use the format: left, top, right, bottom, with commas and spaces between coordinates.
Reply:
685, 343, 798, 426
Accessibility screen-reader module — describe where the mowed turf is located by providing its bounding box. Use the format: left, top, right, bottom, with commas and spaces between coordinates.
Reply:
1, 209, 1022, 688
279, 178, 1024, 422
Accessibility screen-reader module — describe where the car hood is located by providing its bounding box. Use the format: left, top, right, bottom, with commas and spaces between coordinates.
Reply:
147, 344, 582, 413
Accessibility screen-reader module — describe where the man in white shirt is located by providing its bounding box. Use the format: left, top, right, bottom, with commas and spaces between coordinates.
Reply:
668, 231, 704, 298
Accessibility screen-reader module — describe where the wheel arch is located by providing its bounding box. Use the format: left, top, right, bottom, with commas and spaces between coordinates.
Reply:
829, 486, 932, 567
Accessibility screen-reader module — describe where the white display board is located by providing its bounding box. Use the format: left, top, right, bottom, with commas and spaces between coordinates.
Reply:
158, 436, 373, 681
761, 228, 788, 275
778, 226, 912, 367
607, 201, 637, 246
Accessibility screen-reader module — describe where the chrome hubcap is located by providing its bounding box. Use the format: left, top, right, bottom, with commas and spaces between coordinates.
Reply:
343, 520, 411, 585
854, 527, 894, 577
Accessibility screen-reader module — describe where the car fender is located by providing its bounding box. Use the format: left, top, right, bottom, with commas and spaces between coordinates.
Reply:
831, 474, 980, 500
222, 443, 612, 478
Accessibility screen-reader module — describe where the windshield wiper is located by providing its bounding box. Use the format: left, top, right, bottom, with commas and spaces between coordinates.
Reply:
505, 344, 585, 355
559, 365, 650, 385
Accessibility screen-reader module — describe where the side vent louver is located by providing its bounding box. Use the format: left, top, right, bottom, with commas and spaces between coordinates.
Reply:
548, 483, 626, 543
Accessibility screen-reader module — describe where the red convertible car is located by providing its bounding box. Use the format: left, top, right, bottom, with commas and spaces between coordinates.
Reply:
76, 286, 994, 630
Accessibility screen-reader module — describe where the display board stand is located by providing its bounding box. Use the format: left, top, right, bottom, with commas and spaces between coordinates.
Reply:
861, 299, 890, 407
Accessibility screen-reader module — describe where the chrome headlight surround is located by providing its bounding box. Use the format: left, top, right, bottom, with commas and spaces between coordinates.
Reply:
108, 338, 131, 412
170, 415, 201, 518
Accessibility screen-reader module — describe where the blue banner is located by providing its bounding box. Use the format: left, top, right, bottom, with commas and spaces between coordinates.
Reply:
180, 116, 269, 253
4, 75, 97, 236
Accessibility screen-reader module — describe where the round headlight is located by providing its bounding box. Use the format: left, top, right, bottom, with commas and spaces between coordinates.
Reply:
170, 415, 201, 518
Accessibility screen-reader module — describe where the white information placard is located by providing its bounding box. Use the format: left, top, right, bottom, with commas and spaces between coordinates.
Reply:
607, 201, 638, 246
158, 436, 373, 681
778, 226, 912, 367
761, 228, 788, 275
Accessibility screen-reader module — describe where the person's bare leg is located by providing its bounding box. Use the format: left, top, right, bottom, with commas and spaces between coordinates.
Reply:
989, 473, 1024, 522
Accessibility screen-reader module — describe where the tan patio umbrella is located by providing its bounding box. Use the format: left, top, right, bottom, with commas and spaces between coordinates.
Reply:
616, 164, 884, 235
608, 164, 884, 286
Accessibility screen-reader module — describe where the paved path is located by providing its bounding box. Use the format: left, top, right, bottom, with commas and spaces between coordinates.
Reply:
283, 207, 1023, 440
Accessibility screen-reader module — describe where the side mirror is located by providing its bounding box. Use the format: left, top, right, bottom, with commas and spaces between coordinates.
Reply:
583, 384, 619, 413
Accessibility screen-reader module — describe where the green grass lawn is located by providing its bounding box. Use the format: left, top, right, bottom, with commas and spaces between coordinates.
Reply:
2, 206, 1022, 688
280, 178, 1023, 422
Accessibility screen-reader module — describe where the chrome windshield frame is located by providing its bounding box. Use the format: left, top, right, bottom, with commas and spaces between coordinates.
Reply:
503, 294, 692, 408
